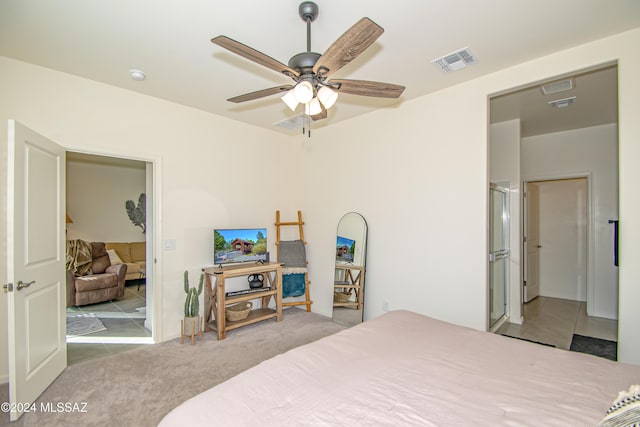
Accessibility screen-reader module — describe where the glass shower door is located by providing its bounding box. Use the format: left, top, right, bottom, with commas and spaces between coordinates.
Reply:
489, 184, 509, 328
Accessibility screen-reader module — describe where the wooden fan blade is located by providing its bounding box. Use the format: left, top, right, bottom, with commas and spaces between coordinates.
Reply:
311, 105, 327, 121
227, 85, 293, 103
313, 17, 384, 77
331, 79, 405, 98
212, 36, 299, 77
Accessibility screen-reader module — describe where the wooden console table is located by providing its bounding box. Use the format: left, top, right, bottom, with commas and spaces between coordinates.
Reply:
203, 262, 283, 340
333, 264, 364, 310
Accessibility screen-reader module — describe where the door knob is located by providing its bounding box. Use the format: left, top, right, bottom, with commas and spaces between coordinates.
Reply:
16, 280, 35, 290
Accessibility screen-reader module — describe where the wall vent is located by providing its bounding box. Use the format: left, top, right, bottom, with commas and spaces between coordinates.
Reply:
541, 79, 573, 95
431, 47, 476, 72
548, 96, 576, 108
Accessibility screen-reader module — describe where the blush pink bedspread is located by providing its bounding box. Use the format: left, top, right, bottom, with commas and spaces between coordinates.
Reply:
159, 310, 640, 426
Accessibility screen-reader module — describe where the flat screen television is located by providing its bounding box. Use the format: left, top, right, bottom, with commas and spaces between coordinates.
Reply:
214, 228, 267, 265
336, 235, 355, 263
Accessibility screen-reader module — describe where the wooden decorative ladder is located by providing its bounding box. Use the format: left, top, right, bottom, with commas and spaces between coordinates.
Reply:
275, 210, 312, 312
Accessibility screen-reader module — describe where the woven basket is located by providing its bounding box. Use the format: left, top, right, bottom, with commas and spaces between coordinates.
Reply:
334, 291, 351, 303
225, 301, 253, 321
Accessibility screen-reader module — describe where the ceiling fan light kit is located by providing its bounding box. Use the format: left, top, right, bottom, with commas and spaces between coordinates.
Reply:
317, 86, 338, 109
210, 1, 405, 132
293, 80, 315, 104
281, 89, 300, 111
305, 98, 323, 116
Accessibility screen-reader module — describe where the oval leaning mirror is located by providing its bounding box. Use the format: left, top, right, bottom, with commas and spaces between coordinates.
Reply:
332, 212, 367, 327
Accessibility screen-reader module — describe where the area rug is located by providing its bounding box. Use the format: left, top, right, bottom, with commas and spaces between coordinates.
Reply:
570, 334, 617, 361
66, 313, 107, 337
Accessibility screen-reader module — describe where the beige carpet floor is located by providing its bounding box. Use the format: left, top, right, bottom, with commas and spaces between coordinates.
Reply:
0, 308, 345, 427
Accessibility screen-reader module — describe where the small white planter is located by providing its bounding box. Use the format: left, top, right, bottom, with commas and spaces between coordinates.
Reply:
181, 315, 202, 345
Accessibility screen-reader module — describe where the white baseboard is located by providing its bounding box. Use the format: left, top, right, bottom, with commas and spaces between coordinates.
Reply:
66, 336, 154, 344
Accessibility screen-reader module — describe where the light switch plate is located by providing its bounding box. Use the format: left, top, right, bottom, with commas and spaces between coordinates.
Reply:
163, 239, 176, 250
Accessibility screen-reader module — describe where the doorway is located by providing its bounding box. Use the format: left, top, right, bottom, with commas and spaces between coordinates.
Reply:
524, 178, 588, 303
488, 63, 619, 328
65, 152, 155, 363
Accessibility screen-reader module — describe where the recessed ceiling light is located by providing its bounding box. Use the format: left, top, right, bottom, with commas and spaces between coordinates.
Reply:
129, 69, 146, 81
548, 96, 576, 108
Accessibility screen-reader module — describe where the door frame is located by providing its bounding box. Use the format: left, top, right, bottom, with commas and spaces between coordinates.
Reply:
522, 173, 593, 312
523, 181, 540, 303
64, 146, 162, 344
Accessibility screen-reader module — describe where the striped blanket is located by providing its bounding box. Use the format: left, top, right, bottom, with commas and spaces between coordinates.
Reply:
65, 239, 92, 276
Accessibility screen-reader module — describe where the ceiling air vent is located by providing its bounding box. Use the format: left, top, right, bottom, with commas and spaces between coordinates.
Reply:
274, 114, 308, 130
541, 79, 574, 95
431, 47, 476, 72
548, 96, 576, 108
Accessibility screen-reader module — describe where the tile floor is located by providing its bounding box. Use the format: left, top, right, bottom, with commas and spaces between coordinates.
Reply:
67, 282, 150, 365
495, 296, 618, 350
67, 342, 146, 365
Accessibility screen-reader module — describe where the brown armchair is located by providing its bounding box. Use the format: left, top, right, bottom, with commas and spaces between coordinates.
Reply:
66, 242, 127, 307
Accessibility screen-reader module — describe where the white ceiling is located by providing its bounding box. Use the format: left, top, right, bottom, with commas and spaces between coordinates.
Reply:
1, 1, 639, 136
490, 65, 619, 137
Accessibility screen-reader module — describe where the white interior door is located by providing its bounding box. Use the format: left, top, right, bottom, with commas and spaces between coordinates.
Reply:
537, 179, 587, 301
524, 182, 540, 302
6, 120, 66, 421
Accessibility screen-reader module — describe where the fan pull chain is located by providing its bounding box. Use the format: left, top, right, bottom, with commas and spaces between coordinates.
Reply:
302, 114, 311, 138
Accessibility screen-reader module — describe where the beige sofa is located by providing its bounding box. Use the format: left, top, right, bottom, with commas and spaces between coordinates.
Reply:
105, 242, 146, 281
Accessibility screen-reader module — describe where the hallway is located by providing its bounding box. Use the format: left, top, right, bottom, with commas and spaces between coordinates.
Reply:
496, 296, 617, 350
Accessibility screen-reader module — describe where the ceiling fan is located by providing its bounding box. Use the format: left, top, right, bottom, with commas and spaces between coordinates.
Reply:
211, 1, 405, 122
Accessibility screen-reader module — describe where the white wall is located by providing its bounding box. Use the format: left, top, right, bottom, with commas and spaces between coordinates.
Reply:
522, 124, 618, 319
617, 29, 640, 363
0, 56, 304, 381
2, 25, 640, 378
536, 178, 588, 301
301, 28, 640, 363
66, 158, 147, 242
489, 119, 522, 324
303, 80, 489, 329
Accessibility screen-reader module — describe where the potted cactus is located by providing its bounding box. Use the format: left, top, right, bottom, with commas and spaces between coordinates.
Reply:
182, 270, 203, 338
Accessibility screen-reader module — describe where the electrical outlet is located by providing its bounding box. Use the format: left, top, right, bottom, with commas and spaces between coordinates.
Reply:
383, 300, 389, 312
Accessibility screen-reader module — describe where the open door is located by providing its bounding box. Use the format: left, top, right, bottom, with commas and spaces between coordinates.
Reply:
6, 120, 66, 421
489, 184, 509, 327
524, 182, 540, 302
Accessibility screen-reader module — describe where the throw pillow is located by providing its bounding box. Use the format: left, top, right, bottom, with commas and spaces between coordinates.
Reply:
598, 384, 640, 427
107, 249, 124, 265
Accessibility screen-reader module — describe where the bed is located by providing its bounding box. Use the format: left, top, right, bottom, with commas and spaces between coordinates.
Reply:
159, 310, 640, 426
